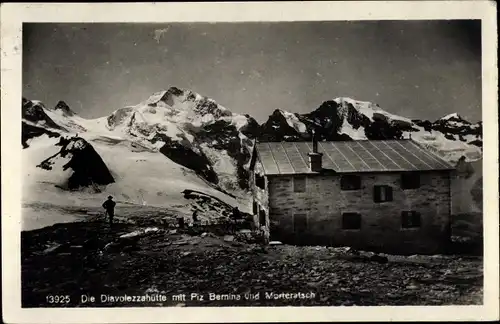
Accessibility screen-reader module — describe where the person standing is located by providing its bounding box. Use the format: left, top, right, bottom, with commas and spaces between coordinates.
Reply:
102, 195, 116, 226
192, 210, 199, 224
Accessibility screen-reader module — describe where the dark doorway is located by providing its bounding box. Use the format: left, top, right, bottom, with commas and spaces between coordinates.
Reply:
293, 213, 308, 244
259, 209, 266, 227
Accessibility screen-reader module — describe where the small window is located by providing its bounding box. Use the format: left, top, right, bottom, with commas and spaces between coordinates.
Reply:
401, 172, 420, 189
259, 209, 266, 227
374, 185, 393, 203
255, 173, 265, 190
341, 175, 361, 190
252, 201, 258, 214
293, 213, 308, 233
293, 176, 306, 193
401, 211, 421, 228
342, 212, 361, 230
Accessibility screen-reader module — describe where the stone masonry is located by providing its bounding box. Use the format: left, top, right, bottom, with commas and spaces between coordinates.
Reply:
250, 159, 270, 230
265, 171, 452, 254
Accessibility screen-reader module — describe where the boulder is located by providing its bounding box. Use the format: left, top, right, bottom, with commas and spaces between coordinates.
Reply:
42, 243, 64, 255
119, 227, 161, 239
104, 235, 141, 252
372, 112, 389, 123
173, 240, 189, 246
223, 235, 235, 242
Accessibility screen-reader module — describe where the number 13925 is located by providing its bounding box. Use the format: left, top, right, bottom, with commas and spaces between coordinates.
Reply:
46, 295, 70, 304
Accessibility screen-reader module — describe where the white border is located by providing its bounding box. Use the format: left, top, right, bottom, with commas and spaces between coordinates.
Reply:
1, 2, 498, 323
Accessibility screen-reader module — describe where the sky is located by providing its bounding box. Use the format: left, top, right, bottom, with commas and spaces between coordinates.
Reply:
23, 21, 482, 123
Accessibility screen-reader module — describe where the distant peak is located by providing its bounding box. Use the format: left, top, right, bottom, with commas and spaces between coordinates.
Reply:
167, 86, 184, 96
333, 97, 380, 108
333, 97, 355, 103
440, 112, 462, 120
270, 108, 286, 116
149, 86, 199, 104
438, 112, 471, 124
54, 100, 76, 116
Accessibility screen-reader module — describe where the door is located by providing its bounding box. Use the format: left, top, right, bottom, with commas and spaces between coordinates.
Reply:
259, 209, 266, 227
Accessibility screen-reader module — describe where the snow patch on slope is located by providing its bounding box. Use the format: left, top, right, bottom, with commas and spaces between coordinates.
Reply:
440, 113, 461, 120
340, 121, 367, 140
281, 110, 308, 133
409, 127, 482, 162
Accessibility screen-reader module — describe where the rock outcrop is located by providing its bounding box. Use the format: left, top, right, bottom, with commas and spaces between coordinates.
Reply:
37, 136, 114, 190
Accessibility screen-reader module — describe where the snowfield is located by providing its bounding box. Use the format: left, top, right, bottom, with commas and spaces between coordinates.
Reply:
408, 128, 482, 162
22, 133, 242, 231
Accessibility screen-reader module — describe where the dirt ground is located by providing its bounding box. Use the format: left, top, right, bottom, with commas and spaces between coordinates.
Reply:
21, 220, 483, 307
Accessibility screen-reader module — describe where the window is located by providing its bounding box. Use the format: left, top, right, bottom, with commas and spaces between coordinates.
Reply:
341, 175, 361, 190
401, 211, 421, 228
342, 212, 362, 230
374, 185, 393, 203
255, 173, 265, 190
259, 209, 266, 227
293, 213, 308, 233
252, 201, 258, 214
401, 172, 420, 189
293, 176, 306, 193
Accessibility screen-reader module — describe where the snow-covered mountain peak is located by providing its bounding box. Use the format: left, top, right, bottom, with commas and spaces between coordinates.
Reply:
333, 97, 380, 112
107, 87, 246, 135
441, 112, 462, 120
149, 86, 232, 119
438, 112, 472, 125
89, 88, 258, 195
331, 97, 412, 125
48, 100, 76, 117
22, 97, 64, 130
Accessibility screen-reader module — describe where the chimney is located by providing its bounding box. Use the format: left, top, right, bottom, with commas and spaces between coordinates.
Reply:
308, 130, 323, 172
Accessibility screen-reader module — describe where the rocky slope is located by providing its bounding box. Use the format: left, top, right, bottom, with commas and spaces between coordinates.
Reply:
21, 220, 483, 307
22, 98, 64, 148
37, 136, 115, 190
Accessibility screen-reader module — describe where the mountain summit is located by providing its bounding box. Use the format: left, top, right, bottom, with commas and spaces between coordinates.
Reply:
51, 100, 76, 117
